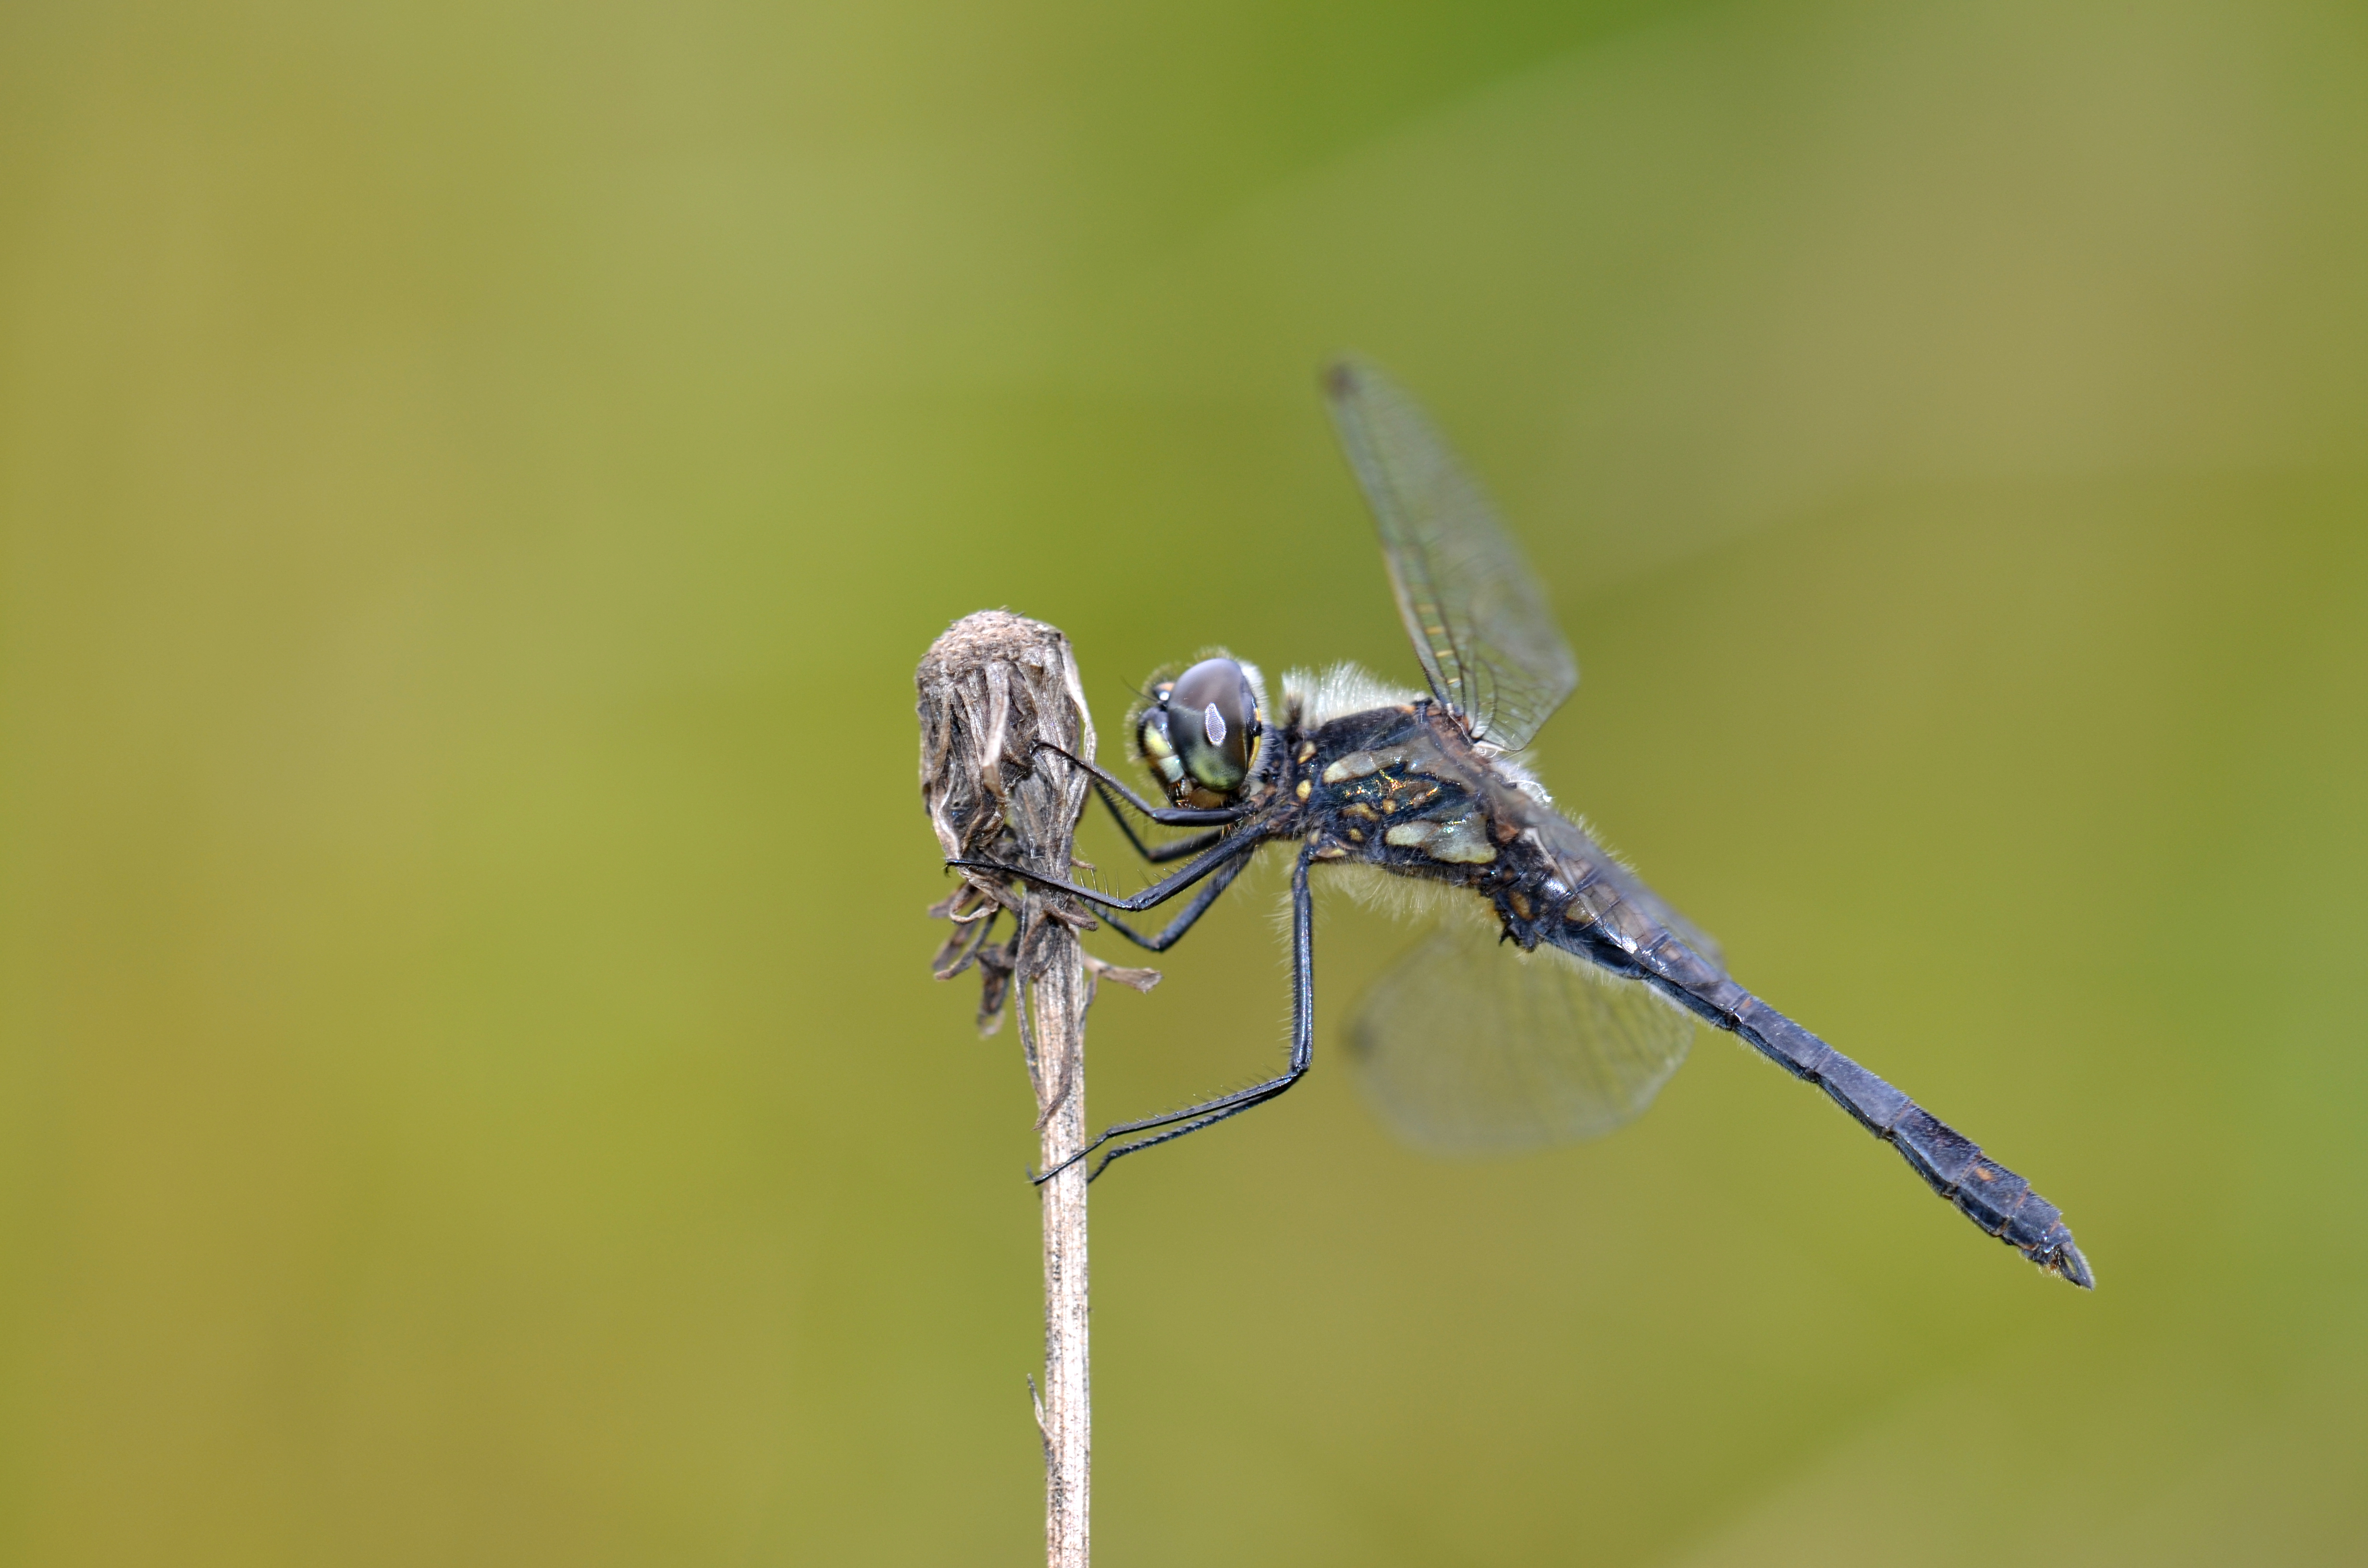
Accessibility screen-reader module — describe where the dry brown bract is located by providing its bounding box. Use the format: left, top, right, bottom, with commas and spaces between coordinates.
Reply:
917, 610, 1156, 1045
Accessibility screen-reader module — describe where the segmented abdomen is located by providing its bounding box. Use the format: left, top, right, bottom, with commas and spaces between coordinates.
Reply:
1541, 852, 2093, 1288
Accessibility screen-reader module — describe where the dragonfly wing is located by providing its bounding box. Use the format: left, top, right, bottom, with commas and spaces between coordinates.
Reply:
1323, 357, 1579, 752
1532, 808, 1726, 971
1345, 919, 1694, 1156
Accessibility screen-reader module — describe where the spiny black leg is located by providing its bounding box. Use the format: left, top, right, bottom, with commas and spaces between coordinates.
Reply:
1096, 851, 1251, 953
950, 823, 1266, 916
1089, 846, 1317, 1178
1095, 783, 1227, 865
1035, 845, 1319, 1185
1031, 740, 1251, 826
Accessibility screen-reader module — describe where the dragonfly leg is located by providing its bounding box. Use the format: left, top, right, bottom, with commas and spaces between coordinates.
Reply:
1095, 851, 1251, 953
1095, 782, 1227, 864
949, 822, 1265, 915
1034, 845, 1318, 1185
1033, 740, 1250, 826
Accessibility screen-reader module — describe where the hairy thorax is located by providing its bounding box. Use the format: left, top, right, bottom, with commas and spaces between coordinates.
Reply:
1262, 699, 1580, 951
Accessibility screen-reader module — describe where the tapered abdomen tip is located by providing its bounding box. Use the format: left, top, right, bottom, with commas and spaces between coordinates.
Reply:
2053, 1241, 2096, 1290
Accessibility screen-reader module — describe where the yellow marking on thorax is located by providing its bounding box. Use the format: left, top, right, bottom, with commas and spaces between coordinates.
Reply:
1381, 815, 1497, 864
1320, 743, 1416, 784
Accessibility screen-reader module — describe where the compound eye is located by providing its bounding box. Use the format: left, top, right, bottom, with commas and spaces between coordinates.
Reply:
1135, 703, 1189, 799
1168, 657, 1258, 792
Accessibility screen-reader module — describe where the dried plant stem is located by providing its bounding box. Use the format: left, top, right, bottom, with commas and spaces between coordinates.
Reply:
920, 611, 1147, 1568
1029, 942, 1091, 1568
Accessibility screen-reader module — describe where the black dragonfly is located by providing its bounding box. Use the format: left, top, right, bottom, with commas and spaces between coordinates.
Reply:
954, 358, 2092, 1289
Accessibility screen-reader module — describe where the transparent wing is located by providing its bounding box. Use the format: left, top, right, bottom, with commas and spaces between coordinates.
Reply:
1323, 357, 1579, 752
1345, 920, 1694, 1156
1532, 810, 1726, 973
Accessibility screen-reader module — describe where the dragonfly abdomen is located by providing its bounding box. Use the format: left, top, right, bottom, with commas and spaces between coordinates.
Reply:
1543, 898, 2094, 1289
1723, 993, 2091, 1286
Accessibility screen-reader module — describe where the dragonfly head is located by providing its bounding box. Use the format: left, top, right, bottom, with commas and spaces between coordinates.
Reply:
1136, 655, 1264, 807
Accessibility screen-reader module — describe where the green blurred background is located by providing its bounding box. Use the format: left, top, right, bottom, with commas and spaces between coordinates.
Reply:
4, 0, 2366, 1562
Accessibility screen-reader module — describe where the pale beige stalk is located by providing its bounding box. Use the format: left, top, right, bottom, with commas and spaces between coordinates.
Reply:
920, 611, 1153, 1568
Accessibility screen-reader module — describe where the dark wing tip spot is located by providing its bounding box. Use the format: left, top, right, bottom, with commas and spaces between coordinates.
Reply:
1323, 358, 1361, 399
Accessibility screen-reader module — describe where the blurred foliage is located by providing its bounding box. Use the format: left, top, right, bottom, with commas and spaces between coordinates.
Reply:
2, 0, 2366, 1562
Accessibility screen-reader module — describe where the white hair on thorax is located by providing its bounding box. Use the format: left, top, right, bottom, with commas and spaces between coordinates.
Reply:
1239, 658, 1270, 716
1487, 751, 1556, 808
1279, 662, 1419, 727
1319, 861, 1496, 932
1279, 661, 1560, 808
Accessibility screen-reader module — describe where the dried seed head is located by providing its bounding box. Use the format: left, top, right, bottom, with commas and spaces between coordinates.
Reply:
916, 610, 1099, 1036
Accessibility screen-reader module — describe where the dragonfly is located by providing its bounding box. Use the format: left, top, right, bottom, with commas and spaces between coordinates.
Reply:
952, 358, 2092, 1289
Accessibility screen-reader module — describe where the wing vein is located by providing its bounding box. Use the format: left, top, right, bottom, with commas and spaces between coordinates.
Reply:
1322, 357, 1577, 750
